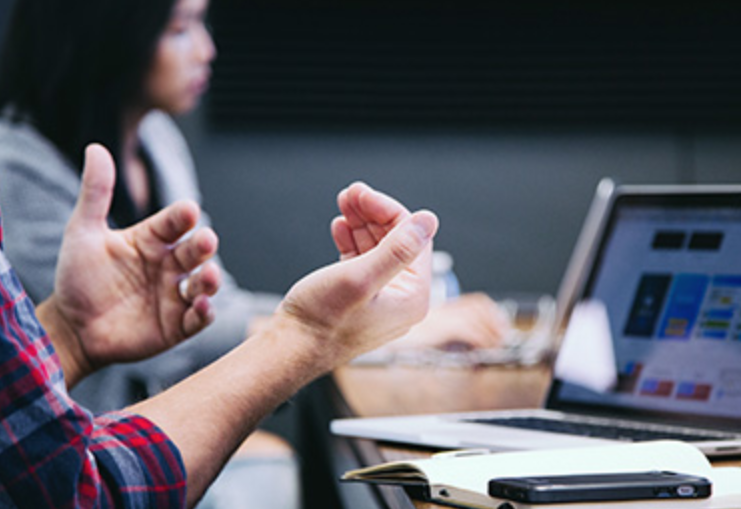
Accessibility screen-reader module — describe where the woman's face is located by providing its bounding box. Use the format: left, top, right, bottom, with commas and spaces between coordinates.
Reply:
143, 0, 216, 115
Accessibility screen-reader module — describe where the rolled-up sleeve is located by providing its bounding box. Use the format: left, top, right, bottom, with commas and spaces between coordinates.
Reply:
0, 238, 186, 508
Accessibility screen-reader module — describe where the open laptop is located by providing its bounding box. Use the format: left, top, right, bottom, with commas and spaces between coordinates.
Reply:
331, 180, 741, 458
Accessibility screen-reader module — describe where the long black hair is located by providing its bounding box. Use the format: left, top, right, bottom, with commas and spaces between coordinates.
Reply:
0, 0, 177, 225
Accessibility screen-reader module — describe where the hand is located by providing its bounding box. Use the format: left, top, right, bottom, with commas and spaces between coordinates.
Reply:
129, 182, 437, 504
39, 144, 221, 386
388, 292, 509, 351
276, 182, 439, 363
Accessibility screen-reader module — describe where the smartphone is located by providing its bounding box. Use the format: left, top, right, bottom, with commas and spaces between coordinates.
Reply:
488, 470, 712, 504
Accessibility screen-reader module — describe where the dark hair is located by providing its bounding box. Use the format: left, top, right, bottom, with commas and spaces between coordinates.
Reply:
0, 0, 177, 225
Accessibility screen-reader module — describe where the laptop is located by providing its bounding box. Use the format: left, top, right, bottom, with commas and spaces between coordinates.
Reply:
331, 179, 741, 458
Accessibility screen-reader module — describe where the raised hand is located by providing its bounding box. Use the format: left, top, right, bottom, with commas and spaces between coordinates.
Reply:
277, 182, 439, 363
128, 182, 437, 504
39, 144, 221, 386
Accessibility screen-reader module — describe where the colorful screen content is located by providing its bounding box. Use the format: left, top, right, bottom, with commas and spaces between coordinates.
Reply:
556, 204, 741, 420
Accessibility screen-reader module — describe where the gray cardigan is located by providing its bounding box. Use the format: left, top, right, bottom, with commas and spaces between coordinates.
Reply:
0, 110, 279, 410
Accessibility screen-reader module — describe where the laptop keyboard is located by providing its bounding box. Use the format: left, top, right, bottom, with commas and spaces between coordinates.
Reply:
466, 416, 738, 442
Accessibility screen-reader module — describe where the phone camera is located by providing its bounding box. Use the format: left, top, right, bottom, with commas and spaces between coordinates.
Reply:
676, 485, 696, 498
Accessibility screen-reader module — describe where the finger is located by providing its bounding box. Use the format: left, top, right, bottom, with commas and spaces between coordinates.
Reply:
355, 184, 409, 227
338, 183, 383, 239
139, 200, 202, 248
172, 227, 219, 273
331, 216, 359, 260
182, 294, 216, 337
350, 224, 379, 255
357, 210, 438, 295
338, 185, 379, 253
341, 183, 411, 254
336, 183, 364, 228
352, 183, 411, 248
341, 182, 408, 228
181, 262, 221, 301
69, 143, 116, 229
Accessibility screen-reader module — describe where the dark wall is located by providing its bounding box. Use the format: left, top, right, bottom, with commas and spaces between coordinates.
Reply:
207, 1, 741, 130
181, 2, 741, 298
181, 120, 741, 298
0, 0, 14, 50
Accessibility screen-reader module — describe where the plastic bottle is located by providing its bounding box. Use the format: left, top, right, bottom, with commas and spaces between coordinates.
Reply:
430, 251, 461, 306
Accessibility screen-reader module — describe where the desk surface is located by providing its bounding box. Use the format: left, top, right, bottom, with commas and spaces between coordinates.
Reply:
332, 362, 741, 509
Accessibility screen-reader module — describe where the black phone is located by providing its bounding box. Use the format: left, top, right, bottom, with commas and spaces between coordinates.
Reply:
488, 470, 712, 504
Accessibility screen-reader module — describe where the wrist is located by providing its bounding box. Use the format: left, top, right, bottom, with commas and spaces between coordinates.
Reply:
263, 312, 338, 376
36, 296, 94, 388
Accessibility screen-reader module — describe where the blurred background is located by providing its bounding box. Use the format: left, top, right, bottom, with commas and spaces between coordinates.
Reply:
3, 0, 741, 298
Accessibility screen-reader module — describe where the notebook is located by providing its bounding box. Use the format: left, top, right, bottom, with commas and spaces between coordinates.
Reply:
331, 179, 741, 458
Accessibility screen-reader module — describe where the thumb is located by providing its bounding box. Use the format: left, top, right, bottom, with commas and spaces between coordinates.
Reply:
360, 210, 439, 293
70, 143, 116, 230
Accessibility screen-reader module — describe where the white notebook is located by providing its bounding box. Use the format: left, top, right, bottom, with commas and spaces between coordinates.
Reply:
342, 441, 741, 509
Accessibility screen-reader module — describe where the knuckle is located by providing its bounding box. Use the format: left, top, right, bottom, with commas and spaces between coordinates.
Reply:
388, 235, 418, 266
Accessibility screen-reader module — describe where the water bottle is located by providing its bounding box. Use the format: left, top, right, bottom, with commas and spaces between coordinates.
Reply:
430, 251, 461, 306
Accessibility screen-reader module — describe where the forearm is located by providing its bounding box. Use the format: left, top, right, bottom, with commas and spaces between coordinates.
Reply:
129, 315, 335, 508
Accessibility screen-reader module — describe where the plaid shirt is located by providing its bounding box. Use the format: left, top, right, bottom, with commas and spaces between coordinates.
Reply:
0, 214, 186, 508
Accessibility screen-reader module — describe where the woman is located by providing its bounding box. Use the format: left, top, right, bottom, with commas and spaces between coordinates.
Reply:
0, 1, 297, 508
0, 0, 267, 399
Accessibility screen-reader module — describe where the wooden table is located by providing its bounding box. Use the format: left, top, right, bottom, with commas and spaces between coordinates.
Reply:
330, 361, 741, 509
335, 362, 552, 418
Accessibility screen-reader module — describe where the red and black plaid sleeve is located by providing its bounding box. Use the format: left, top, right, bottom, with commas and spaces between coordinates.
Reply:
0, 216, 187, 508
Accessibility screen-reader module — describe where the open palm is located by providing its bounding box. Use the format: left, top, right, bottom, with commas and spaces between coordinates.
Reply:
53, 144, 220, 372
278, 182, 438, 361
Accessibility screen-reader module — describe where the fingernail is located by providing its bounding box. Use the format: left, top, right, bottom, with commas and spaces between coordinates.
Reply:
410, 211, 438, 241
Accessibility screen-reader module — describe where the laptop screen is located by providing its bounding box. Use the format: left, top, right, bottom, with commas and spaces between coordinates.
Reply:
549, 188, 741, 430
